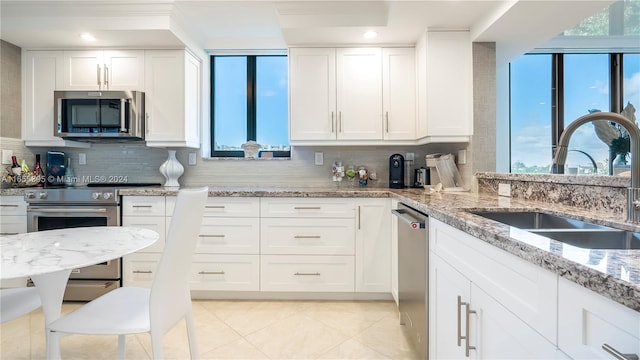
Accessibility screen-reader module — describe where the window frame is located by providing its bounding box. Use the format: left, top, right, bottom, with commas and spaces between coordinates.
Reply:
509, 52, 634, 174
210, 54, 290, 158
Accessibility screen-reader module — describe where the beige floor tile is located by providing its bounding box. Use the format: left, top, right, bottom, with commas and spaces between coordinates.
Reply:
245, 313, 350, 359
353, 313, 418, 360
1, 315, 33, 359
317, 338, 391, 359
200, 338, 269, 359
304, 301, 395, 337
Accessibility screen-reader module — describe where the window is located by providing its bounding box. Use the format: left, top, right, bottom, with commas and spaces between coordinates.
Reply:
211, 55, 289, 157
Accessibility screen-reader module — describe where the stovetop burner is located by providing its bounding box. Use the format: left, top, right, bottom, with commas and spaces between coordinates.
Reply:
25, 183, 161, 204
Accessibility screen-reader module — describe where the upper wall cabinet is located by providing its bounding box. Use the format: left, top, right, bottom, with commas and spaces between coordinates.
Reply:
416, 31, 473, 141
22, 51, 89, 148
63, 50, 144, 91
289, 47, 416, 144
144, 50, 201, 148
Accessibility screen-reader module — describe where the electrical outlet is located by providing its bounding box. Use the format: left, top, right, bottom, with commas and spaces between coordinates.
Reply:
405, 152, 415, 161
314, 152, 323, 166
78, 153, 87, 165
498, 183, 511, 197
188, 152, 197, 165
1, 150, 13, 165
457, 149, 467, 165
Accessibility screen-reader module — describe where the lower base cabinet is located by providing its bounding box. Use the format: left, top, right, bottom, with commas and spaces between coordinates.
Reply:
189, 254, 259, 291
260, 255, 355, 292
123, 253, 160, 288
558, 277, 640, 360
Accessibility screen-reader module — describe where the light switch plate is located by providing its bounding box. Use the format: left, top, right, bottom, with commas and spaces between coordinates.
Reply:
78, 153, 87, 165
188, 152, 197, 165
498, 183, 511, 197
314, 152, 323, 166
1, 150, 13, 165
405, 152, 415, 161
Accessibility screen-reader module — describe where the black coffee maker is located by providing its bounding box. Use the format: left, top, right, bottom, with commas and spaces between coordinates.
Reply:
389, 154, 405, 188
46, 151, 66, 187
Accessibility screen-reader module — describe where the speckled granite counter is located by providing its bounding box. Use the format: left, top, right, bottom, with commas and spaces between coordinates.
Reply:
4, 185, 639, 312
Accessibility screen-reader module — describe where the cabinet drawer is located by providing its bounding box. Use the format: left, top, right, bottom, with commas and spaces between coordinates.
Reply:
261, 198, 355, 218
122, 253, 161, 287
167, 197, 259, 218
0, 216, 27, 235
260, 255, 355, 292
261, 218, 355, 255
430, 218, 557, 344
122, 216, 166, 252
122, 196, 165, 216
189, 254, 259, 291
558, 277, 640, 359
0, 196, 27, 216
197, 217, 260, 254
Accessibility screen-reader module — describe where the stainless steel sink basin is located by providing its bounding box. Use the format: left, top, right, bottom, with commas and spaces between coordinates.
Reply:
471, 211, 640, 250
471, 211, 611, 230
529, 229, 640, 250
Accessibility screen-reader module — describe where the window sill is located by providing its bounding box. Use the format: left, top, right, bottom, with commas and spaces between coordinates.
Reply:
203, 157, 291, 161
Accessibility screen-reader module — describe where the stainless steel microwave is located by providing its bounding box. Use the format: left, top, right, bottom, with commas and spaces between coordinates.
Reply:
54, 90, 145, 140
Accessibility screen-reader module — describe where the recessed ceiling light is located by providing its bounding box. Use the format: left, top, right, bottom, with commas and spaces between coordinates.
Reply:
363, 31, 378, 39
80, 33, 96, 42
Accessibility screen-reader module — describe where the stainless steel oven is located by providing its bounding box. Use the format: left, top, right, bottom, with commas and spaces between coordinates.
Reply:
25, 187, 121, 301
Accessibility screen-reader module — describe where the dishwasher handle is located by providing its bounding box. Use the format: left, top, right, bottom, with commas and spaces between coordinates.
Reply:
391, 209, 426, 229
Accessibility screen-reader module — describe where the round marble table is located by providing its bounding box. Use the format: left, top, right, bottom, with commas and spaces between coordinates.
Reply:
1, 226, 158, 359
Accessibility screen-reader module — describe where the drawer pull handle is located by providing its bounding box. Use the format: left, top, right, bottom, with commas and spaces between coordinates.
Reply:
0, 204, 19, 207
133, 270, 153, 274
199, 234, 225, 238
294, 272, 321, 276
294, 235, 321, 239
132, 205, 153, 208
199, 271, 225, 275
457, 296, 463, 346
464, 301, 476, 357
602, 344, 639, 360
294, 206, 321, 210
0, 232, 18, 235
206, 205, 225, 209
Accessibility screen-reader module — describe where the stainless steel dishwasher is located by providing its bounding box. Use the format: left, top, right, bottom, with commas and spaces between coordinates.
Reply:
392, 203, 428, 359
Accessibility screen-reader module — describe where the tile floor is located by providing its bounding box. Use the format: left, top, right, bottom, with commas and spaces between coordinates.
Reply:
0, 300, 419, 359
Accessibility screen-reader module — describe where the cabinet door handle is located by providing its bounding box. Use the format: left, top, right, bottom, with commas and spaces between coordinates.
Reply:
199, 270, 225, 275
294, 206, 321, 210
0, 204, 19, 207
464, 301, 477, 357
205, 205, 225, 209
104, 65, 109, 89
132, 205, 153, 208
0, 233, 18, 236
146, 113, 150, 134
331, 112, 335, 133
457, 296, 463, 346
294, 272, 321, 276
358, 205, 361, 230
385, 111, 389, 133
294, 235, 321, 239
199, 234, 225, 238
97, 64, 101, 88
133, 270, 153, 274
602, 344, 639, 360
339, 112, 343, 132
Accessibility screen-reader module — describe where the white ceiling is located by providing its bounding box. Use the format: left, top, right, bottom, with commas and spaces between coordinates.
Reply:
0, 0, 619, 60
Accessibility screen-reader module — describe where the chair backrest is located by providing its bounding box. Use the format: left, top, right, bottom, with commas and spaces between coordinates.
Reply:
149, 187, 208, 335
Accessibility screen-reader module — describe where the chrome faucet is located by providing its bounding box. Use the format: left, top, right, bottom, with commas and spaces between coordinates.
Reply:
552, 111, 640, 223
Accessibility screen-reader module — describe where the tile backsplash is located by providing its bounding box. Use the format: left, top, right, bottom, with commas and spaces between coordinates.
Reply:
5, 139, 469, 188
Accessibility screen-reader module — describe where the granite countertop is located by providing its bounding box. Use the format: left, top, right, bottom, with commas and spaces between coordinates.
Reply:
3, 185, 639, 312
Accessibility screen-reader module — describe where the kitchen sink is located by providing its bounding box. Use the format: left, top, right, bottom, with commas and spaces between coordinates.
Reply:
471, 211, 611, 230
529, 229, 640, 250
471, 210, 640, 250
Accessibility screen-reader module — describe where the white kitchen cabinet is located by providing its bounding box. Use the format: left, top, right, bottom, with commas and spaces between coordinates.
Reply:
261, 254, 355, 292
144, 50, 201, 148
0, 196, 27, 235
336, 48, 383, 140
289, 47, 415, 144
62, 50, 144, 91
122, 196, 167, 285
390, 199, 399, 305
289, 48, 336, 141
261, 218, 355, 255
382, 48, 416, 140
189, 254, 259, 291
429, 218, 561, 359
355, 198, 391, 293
415, 31, 473, 141
22, 51, 89, 148
558, 276, 640, 360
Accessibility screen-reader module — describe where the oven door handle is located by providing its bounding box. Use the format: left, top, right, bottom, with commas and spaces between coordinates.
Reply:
28, 208, 108, 214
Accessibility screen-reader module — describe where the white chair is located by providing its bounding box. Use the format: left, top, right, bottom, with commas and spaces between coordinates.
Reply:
0, 286, 42, 323
47, 187, 209, 359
